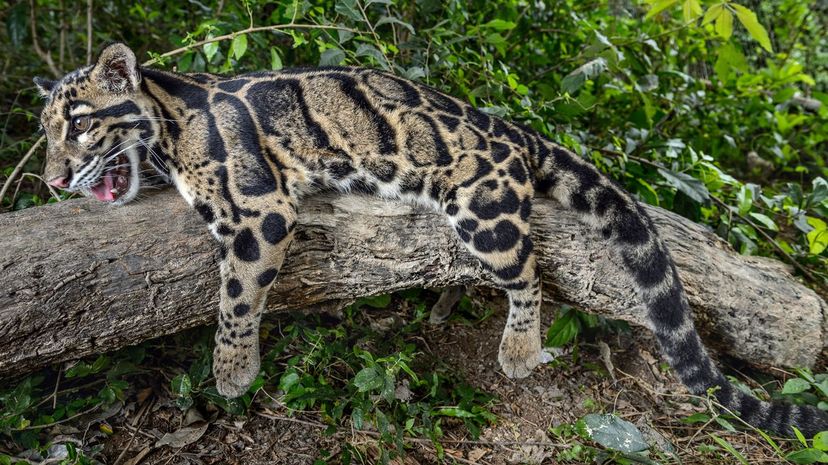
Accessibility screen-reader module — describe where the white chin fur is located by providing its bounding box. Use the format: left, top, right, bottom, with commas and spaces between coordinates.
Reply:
112, 148, 141, 205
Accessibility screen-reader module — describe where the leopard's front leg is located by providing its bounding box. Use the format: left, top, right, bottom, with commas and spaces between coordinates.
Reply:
209, 202, 296, 398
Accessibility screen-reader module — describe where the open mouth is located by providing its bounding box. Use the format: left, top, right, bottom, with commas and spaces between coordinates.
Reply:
89, 155, 131, 202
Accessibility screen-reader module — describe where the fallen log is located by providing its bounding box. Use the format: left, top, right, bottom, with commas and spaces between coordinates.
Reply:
0, 188, 825, 377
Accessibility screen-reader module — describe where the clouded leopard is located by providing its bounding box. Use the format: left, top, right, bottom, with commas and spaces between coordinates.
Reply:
33, 42, 828, 436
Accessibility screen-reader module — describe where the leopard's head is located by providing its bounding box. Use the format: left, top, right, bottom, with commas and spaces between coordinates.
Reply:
35, 43, 162, 205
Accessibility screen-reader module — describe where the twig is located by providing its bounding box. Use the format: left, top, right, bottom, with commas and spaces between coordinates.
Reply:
13, 404, 99, 431
51, 370, 61, 410
143, 23, 367, 66
113, 398, 154, 465
356, 0, 389, 68
29, 0, 61, 77
59, 0, 66, 70
0, 135, 45, 207
86, 0, 93, 65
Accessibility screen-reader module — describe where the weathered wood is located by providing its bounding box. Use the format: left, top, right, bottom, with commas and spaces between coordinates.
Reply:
0, 188, 824, 377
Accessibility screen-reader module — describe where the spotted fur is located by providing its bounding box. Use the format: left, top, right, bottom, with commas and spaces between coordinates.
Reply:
35, 43, 828, 436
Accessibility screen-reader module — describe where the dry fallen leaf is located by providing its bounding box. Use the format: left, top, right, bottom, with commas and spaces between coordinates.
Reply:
155, 423, 209, 449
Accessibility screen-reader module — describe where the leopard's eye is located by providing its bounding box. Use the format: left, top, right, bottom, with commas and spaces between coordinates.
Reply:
72, 115, 91, 133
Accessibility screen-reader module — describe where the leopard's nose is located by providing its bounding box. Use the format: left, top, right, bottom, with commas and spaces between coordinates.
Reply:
47, 176, 69, 188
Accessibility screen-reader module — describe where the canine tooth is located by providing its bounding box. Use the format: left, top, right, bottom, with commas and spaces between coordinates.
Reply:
111, 189, 118, 194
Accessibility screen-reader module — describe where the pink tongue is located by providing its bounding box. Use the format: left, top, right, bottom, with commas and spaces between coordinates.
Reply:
90, 172, 115, 201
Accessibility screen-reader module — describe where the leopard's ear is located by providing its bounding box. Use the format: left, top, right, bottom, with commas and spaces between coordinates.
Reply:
91, 42, 141, 93
33, 76, 56, 99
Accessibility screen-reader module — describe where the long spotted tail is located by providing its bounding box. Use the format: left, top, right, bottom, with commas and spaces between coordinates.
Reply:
531, 138, 828, 437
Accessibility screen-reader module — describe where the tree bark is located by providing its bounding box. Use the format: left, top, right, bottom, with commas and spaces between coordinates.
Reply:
0, 189, 825, 377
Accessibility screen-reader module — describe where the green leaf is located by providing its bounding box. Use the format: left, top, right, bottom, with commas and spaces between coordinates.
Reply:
806, 217, 828, 255
737, 184, 753, 215
710, 434, 749, 465
335, 0, 363, 22
545, 308, 579, 347
171, 373, 192, 397
582, 414, 649, 453
203, 39, 219, 62
682, 412, 710, 424
356, 294, 392, 309
645, 0, 679, 20
657, 168, 710, 203
270, 48, 283, 70
794, 426, 810, 447
714, 42, 748, 82
783, 378, 812, 395
231, 34, 248, 60
483, 19, 516, 31
319, 48, 345, 67
749, 213, 778, 232
682, 0, 702, 22
353, 367, 384, 392
731, 4, 773, 52
355, 44, 388, 69
810, 178, 828, 205
279, 371, 300, 392
814, 432, 828, 451
702, 4, 724, 25
375, 16, 415, 35
561, 58, 608, 94
352, 407, 364, 429
786, 448, 827, 464
434, 407, 477, 418
715, 9, 733, 39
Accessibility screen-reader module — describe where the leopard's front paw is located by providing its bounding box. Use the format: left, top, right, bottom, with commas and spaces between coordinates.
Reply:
498, 329, 542, 379
213, 344, 261, 398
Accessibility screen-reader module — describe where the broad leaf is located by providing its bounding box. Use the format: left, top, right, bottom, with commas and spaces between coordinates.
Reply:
715, 9, 733, 39
806, 217, 827, 255
731, 4, 773, 52
231, 34, 247, 60
682, 0, 702, 22
582, 413, 649, 453
782, 378, 811, 395
561, 58, 607, 94
702, 4, 723, 25
319, 48, 345, 66
353, 367, 384, 392
645, 0, 679, 20
335, 0, 363, 22
658, 168, 710, 203
203, 39, 219, 62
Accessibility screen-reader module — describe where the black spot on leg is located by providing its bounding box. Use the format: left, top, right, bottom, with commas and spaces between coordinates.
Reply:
473, 220, 521, 252
261, 213, 289, 244
227, 278, 243, 298
233, 228, 260, 261
233, 304, 250, 317
258, 268, 278, 287
194, 202, 215, 223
